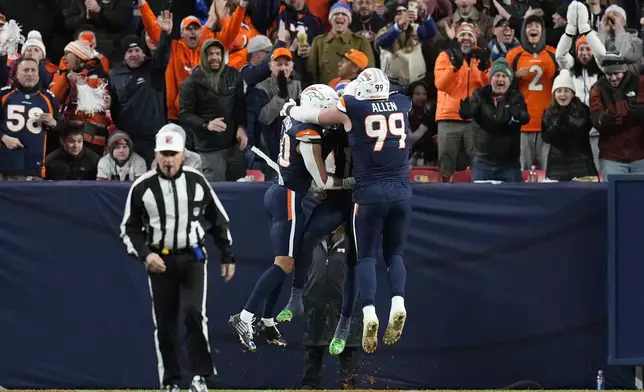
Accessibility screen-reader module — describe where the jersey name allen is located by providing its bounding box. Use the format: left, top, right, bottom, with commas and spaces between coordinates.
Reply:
371, 102, 398, 113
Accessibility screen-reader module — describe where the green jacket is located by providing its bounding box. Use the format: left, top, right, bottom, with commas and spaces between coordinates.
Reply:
308, 30, 375, 86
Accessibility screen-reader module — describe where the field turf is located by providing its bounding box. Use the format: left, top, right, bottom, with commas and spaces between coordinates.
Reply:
3, 390, 618, 392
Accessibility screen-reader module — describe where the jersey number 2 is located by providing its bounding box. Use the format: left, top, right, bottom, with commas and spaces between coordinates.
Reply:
528, 65, 543, 91
364, 112, 406, 152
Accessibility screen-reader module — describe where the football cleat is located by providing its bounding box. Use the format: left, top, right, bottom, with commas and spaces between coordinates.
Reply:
229, 313, 257, 352
383, 311, 407, 345
256, 321, 287, 347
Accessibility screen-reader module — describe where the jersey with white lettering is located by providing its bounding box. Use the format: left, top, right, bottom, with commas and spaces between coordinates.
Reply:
278, 116, 324, 193
505, 45, 557, 132
0, 86, 59, 176
338, 93, 412, 204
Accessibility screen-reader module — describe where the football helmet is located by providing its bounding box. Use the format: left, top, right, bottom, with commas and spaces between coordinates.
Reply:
300, 84, 339, 110
354, 67, 390, 101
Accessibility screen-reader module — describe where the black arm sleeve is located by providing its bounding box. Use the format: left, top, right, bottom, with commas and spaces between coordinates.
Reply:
152, 32, 172, 73
120, 182, 152, 262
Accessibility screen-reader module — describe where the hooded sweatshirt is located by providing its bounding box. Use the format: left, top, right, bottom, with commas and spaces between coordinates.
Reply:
505, 15, 558, 132
200, 39, 226, 94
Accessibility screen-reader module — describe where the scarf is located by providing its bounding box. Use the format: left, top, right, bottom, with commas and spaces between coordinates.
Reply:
200, 39, 226, 94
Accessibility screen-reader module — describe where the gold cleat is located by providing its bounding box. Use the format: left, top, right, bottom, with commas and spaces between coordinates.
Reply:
362, 319, 379, 353
383, 312, 407, 345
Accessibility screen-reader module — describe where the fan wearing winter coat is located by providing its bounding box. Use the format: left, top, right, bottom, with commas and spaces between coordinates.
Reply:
541, 70, 597, 181
96, 131, 147, 181
459, 58, 529, 183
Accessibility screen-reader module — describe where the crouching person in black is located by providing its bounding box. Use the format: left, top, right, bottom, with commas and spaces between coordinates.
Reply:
459, 58, 529, 182
541, 70, 597, 181
301, 224, 361, 389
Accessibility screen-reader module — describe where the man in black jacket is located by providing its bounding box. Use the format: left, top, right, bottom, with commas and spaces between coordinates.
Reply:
300, 225, 361, 389
110, 12, 172, 166
459, 58, 530, 182
60, 0, 134, 64
179, 39, 248, 182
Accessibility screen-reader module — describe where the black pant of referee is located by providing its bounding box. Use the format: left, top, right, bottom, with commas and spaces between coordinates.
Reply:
149, 248, 213, 386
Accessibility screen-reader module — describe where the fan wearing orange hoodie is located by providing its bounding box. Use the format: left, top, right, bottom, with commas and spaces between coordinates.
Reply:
138, 0, 247, 121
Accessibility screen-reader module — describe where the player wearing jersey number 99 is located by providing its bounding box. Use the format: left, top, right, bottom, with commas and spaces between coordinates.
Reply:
282, 68, 412, 355
0, 58, 62, 180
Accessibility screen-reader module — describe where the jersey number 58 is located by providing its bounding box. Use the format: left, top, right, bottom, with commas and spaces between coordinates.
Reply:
6, 105, 44, 134
364, 112, 406, 152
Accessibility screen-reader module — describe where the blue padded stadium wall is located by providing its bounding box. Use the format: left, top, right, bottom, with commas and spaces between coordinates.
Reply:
0, 182, 633, 389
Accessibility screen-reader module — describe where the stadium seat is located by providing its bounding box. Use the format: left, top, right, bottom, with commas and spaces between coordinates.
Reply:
246, 170, 265, 182
450, 169, 472, 183
410, 167, 441, 183
521, 169, 546, 182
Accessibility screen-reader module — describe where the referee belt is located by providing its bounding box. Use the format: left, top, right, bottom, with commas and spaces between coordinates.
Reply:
151, 247, 192, 256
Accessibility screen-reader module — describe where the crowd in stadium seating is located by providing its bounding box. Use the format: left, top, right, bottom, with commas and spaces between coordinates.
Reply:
0, 0, 641, 184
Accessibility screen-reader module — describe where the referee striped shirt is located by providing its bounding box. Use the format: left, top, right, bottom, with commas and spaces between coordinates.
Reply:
120, 165, 234, 262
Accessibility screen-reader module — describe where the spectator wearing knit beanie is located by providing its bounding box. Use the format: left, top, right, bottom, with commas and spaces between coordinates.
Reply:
3, 30, 57, 87
589, 52, 644, 179
50, 38, 111, 157
309, 0, 375, 85
458, 57, 529, 183
541, 70, 596, 181
96, 130, 148, 181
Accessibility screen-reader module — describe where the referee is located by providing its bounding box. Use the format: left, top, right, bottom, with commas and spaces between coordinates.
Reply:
119, 123, 235, 392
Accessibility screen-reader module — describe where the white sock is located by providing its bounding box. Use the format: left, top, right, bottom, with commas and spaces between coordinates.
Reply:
362, 305, 377, 321
240, 309, 254, 323
262, 317, 276, 327
391, 295, 406, 314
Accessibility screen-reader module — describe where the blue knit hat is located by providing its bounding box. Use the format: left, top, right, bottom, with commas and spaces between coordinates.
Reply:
329, 1, 353, 23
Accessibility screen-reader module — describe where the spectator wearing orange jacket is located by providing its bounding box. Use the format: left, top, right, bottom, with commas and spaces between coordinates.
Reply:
138, 0, 247, 121
434, 23, 490, 181
53, 30, 111, 84
50, 40, 111, 156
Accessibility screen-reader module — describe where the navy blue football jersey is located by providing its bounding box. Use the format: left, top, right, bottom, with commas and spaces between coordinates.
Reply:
277, 116, 324, 194
339, 93, 412, 204
0, 86, 59, 176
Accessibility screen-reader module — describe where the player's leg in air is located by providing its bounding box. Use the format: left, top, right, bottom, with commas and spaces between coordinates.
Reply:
229, 185, 302, 351
352, 202, 387, 354
329, 205, 358, 355
277, 195, 346, 323
382, 200, 411, 345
